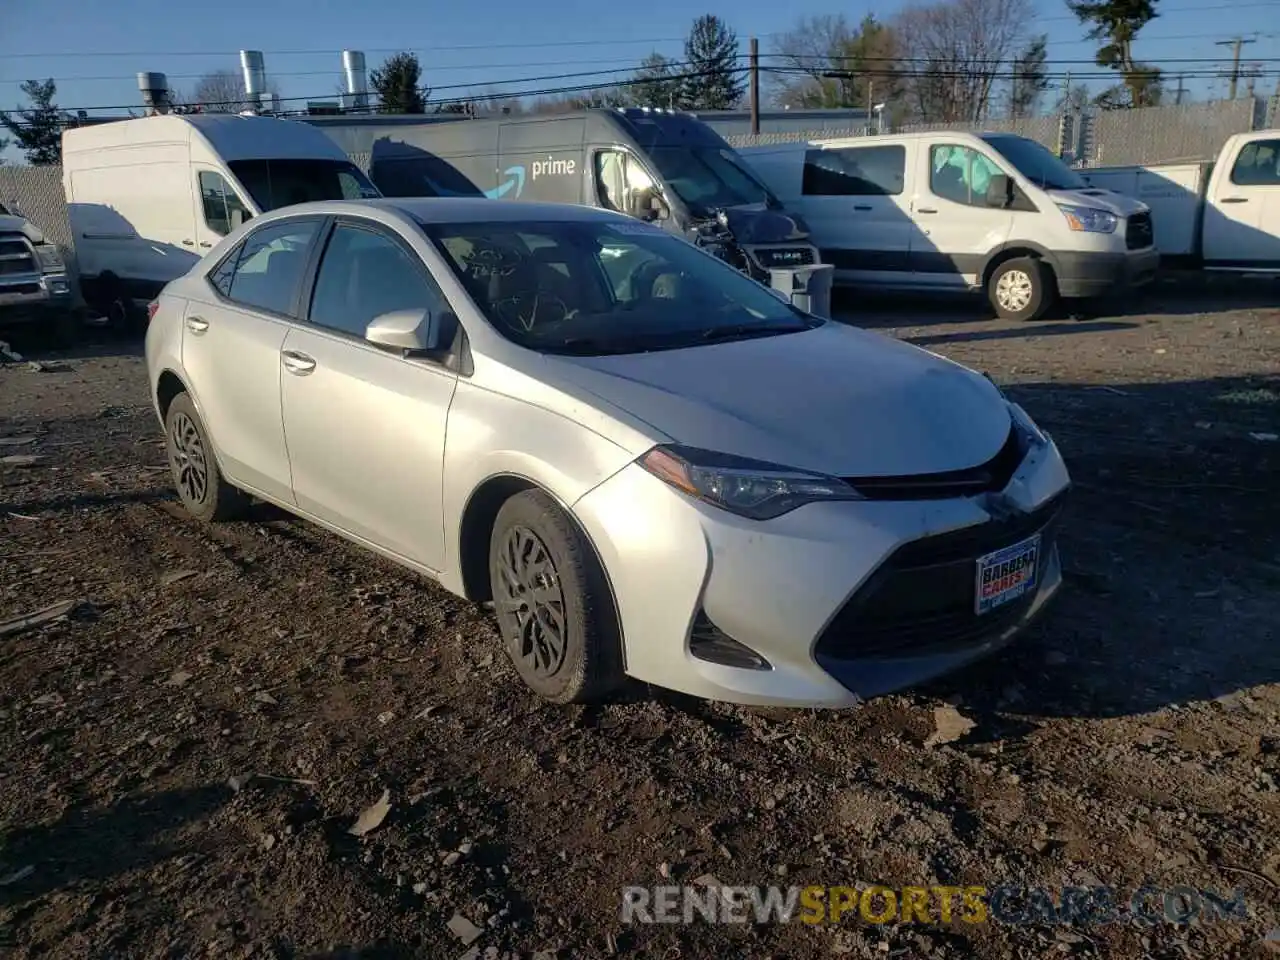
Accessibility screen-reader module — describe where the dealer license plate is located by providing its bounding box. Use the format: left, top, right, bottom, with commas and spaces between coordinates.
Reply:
975, 534, 1040, 615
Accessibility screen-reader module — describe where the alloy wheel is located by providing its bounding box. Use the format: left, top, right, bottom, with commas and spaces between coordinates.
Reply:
495, 525, 568, 678
169, 411, 209, 505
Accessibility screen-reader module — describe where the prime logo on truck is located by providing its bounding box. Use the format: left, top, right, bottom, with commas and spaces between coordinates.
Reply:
304, 108, 827, 299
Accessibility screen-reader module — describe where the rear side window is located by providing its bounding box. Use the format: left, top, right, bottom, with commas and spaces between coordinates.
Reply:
199, 171, 252, 236
209, 219, 319, 316
1229, 139, 1280, 186
802, 145, 905, 196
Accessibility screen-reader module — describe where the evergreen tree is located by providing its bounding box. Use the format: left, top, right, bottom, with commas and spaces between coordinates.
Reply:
1009, 35, 1050, 117
632, 53, 683, 109
680, 15, 745, 110
1067, 0, 1162, 107
0, 79, 63, 165
370, 53, 429, 114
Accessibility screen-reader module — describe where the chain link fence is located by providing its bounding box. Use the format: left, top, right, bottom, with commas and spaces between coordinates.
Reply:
2, 95, 1275, 297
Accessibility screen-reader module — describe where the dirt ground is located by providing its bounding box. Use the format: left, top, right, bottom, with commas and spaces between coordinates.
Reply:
1, 278, 1278, 960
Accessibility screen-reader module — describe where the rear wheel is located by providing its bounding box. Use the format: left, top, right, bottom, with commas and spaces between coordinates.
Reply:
988, 257, 1053, 321
164, 392, 249, 522
488, 489, 623, 704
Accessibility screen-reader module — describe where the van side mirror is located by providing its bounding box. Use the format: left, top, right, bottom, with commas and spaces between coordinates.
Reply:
230, 208, 246, 230
365, 307, 445, 354
985, 174, 1013, 209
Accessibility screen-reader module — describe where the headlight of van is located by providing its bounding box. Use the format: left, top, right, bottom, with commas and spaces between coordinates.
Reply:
34, 243, 64, 273
1057, 204, 1117, 234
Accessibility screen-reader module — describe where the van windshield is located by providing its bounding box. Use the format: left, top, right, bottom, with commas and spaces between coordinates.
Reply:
228, 159, 381, 211
981, 135, 1086, 191
647, 147, 780, 216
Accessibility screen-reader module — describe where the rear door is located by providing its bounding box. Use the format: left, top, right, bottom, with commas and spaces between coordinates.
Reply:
1203, 136, 1280, 268
180, 215, 325, 503
909, 141, 1014, 290
792, 142, 914, 286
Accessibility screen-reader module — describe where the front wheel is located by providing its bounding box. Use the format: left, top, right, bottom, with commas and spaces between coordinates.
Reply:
488, 489, 623, 704
988, 258, 1054, 321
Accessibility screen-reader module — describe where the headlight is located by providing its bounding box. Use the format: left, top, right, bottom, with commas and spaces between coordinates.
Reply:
1057, 204, 1117, 234
34, 244, 64, 272
640, 444, 862, 520
1008, 402, 1048, 448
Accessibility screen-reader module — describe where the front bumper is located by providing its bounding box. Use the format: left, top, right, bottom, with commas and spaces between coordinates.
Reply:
0, 273, 73, 324
572, 433, 1071, 708
1055, 248, 1159, 299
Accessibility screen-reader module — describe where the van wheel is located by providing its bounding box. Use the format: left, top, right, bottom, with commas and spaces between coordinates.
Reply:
163, 392, 249, 523
988, 258, 1053, 321
488, 489, 623, 704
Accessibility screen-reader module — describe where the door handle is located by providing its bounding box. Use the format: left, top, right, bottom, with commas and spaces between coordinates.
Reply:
281, 350, 316, 375
199, 241, 213, 248
185, 316, 209, 334
853, 205, 873, 212
182, 239, 194, 246
916, 207, 938, 214
1219, 197, 1249, 204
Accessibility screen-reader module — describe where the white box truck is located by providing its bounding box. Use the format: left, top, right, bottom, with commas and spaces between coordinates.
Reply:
62, 113, 381, 327
1082, 129, 1280, 274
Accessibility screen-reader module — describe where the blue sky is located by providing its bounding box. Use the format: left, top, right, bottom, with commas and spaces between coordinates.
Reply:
1, 0, 1277, 134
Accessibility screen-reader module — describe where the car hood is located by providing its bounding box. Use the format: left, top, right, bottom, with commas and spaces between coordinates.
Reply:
0, 214, 45, 243
1046, 186, 1149, 217
546, 322, 1013, 477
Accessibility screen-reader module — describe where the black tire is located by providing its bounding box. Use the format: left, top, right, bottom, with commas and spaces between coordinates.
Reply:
50, 310, 80, 349
163, 392, 249, 523
987, 257, 1053, 321
488, 489, 623, 704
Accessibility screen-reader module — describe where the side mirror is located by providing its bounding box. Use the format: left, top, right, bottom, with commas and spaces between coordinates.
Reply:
365, 307, 444, 354
985, 174, 1013, 208
230, 207, 246, 230
651, 195, 671, 221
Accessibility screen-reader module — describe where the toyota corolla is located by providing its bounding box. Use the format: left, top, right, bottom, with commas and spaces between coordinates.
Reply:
145, 197, 1070, 707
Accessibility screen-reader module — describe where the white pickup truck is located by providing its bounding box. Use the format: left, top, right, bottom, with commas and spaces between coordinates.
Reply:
1083, 129, 1280, 273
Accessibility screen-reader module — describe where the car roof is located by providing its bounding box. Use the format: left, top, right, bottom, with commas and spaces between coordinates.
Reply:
265, 197, 631, 225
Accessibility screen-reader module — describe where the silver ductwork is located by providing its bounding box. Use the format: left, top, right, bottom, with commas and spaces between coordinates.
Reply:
137, 72, 171, 115
342, 50, 369, 113
239, 50, 266, 111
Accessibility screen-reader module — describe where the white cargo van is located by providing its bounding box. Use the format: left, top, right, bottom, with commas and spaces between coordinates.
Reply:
740, 131, 1159, 321
1082, 129, 1280, 273
62, 114, 381, 324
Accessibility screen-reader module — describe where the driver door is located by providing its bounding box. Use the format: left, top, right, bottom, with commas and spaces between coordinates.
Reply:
280, 218, 459, 572
194, 166, 253, 252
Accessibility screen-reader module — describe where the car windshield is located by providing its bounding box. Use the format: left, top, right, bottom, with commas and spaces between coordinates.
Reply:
423, 217, 819, 356
982, 136, 1087, 191
647, 147, 780, 216
228, 159, 381, 211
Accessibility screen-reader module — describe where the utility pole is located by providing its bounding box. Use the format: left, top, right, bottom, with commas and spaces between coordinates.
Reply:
748, 37, 760, 136
1174, 74, 1185, 105
866, 81, 874, 134
1215, 36, 1256, 100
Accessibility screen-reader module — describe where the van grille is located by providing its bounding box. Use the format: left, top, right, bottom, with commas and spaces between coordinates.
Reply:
0, 233, 37, 278
1125, 211, 1153, 250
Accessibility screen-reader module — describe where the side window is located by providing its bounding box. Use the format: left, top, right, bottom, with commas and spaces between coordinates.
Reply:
802, 146, 905, 196
199, 171, 252, 236
929, 145, 1004, 207
309, 223, 445, 339
1229, 139, 1280, 186
594, 150, 658, 218
216, 219, 318, 316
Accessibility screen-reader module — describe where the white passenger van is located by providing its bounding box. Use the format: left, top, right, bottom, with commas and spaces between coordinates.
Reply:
62, 113, 381, 324
740, 131, 1160, 321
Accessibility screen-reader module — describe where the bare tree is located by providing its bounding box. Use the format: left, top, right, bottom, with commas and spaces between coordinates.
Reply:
769, 15, 902, 110
892, 0, 1032, 124
176, 69, 281, 112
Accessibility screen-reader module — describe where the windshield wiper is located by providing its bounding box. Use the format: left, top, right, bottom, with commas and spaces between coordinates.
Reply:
699, 321, 809, 343
554, 337, 653, 356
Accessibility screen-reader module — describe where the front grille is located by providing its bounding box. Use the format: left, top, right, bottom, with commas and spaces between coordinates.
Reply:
752, 246, 816, 269
843, 426, 1022, 500
0, 234, 36, 278
0, 281, 40, 295
1126, 211, 1153, 250
815, 492, 1067, 661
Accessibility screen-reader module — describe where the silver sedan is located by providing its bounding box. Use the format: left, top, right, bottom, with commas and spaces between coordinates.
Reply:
145, 198, 1070, 707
